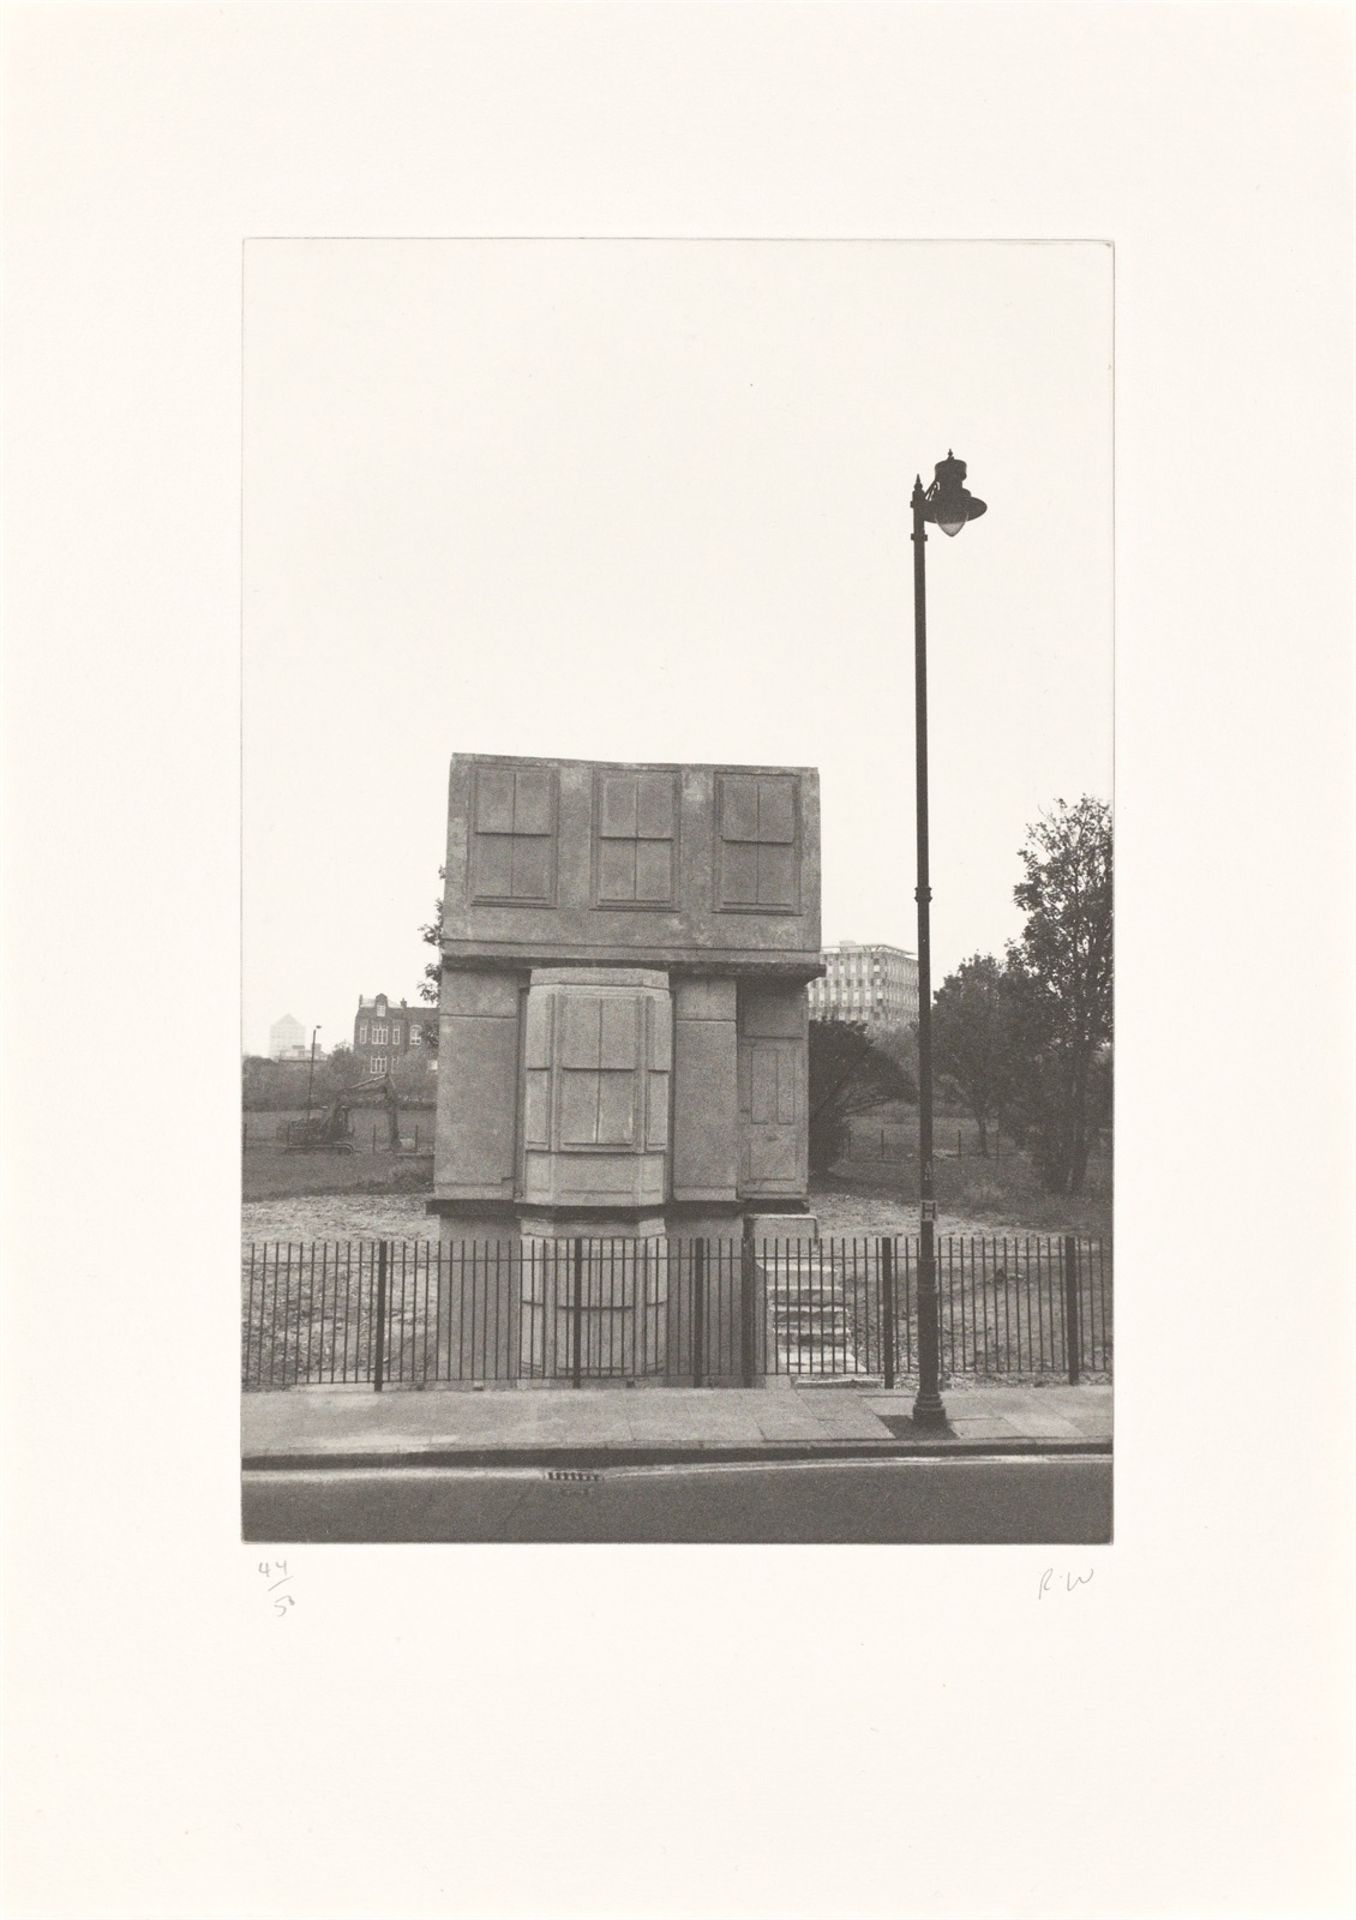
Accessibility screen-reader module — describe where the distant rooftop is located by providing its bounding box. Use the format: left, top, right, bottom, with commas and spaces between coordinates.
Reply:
823, 940, 916, 959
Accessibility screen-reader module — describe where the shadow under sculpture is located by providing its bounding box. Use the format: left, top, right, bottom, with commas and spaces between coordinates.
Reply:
429, 754, 823, 1385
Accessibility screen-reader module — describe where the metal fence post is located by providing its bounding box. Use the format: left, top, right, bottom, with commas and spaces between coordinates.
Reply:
692, 1238, 706, 1388
571, 1236, 584, 1390
880, 1236, 896, 1391
740, 1222, 756, 1387
1063, 1233, 1081, 1385
373, 1239, 388, 1392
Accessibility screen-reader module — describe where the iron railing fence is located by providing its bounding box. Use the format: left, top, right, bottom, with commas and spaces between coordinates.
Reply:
840, 1117, 1112, 1166
242, 1233, 1110, 1391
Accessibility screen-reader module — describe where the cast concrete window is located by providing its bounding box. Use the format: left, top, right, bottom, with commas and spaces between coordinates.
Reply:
357, 1023, 368, 1044
558, 994, 643, 1147
372, 1025, 387, 1044
409, 1025, 420, 1045
471, 764, 557, 904
519, 974, 671, 1212
523, 982, 671, 1158
716, 773, 800, 912
371, 1054, 386, 1074
392, 1025, 402, 1046
594, 769, 677, 906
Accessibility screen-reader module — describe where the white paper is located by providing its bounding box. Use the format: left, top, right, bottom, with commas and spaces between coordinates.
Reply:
3, 6, 1352, 1917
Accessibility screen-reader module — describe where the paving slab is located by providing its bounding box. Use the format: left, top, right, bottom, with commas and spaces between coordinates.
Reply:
999, 1411, 1084, 1439
1063, 1409, 1116, 1435
242, 1381, 1111, 1463
800, 1413, 897, 1441
751, 1414, 833, 1441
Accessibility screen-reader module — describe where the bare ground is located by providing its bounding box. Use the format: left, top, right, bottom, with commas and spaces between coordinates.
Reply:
242, 1179, 1104, 1248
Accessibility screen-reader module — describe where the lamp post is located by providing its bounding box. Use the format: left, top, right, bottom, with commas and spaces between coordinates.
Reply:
911, 452, 986, 1429
305, 1025, 322, 1119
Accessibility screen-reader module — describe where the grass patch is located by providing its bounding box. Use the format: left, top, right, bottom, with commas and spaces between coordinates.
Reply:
831, 1115, 1110, 1239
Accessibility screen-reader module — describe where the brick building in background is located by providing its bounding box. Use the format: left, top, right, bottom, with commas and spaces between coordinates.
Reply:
353, 993, 436, 1077
807, 940, 919, 1029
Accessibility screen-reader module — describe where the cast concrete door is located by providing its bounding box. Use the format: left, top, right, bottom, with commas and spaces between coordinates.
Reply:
737, 1036, 805, 1196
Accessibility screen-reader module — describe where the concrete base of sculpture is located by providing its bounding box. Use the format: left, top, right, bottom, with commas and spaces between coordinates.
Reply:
745, 1212, 820, 1245
428, 1205, 819, 1386
516, 1215, 665, 1381
430, 1213, 518, 1385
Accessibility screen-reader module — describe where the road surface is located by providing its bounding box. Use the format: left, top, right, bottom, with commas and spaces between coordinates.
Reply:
244, 1454, 1112, 1543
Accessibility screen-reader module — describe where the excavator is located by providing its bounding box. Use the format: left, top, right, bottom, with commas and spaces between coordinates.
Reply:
284, 1074, 401, 1152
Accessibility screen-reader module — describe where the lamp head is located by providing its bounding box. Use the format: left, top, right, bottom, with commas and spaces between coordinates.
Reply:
923, 451, 986, 536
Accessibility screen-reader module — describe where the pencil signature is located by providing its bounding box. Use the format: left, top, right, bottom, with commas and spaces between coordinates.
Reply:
1039, 1567, 1093, 1599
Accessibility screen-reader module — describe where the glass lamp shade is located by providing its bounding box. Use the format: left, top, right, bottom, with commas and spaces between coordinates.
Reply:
923, 452, 985, 534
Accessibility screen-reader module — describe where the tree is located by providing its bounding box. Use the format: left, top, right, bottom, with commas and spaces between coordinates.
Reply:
242, 1054, 332, 1112
241, 1055, 286, 1111
807, 1021, 916, 1174
1001, 796, 1113, 1194
931, 953, 1012, 1155
873, 1021, 919, 1091
391, 1050, 436, 1103
418, 869, 444, 1054
326, 1042, 366, 1090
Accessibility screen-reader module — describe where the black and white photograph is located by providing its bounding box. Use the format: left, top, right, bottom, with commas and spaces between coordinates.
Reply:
240, 239, 1113, 1542
4, 6, 1353, 1919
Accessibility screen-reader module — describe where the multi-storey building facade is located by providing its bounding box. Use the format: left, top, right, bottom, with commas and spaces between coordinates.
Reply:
353, 994, 436, 1078
268, 1013, 306, 1060
807, 941, 919, 1029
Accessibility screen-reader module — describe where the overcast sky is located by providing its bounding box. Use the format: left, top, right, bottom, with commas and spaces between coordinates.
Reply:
243, 239, 1111, 1057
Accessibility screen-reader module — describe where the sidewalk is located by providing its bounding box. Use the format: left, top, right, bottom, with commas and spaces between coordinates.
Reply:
243, 1382, 1112, 1468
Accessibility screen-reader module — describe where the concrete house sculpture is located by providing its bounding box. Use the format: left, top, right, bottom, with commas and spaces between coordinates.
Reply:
431, 753, 823, 1380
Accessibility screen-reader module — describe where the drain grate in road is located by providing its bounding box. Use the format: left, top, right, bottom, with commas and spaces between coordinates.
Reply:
544, 1469, 603, 1484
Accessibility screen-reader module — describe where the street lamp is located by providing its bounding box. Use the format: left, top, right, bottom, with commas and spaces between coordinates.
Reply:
911, 453, 986, 1429
305, 1025, 322, 1119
